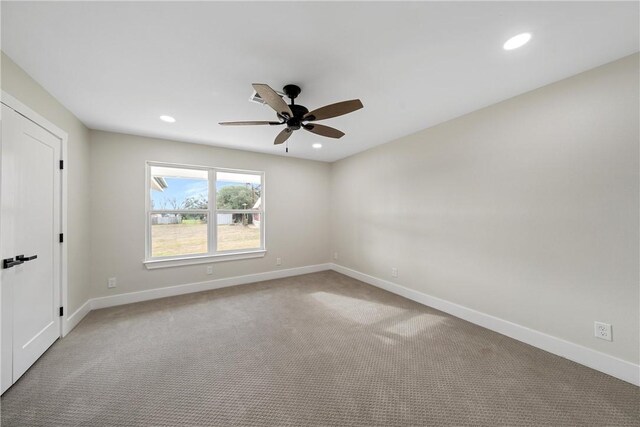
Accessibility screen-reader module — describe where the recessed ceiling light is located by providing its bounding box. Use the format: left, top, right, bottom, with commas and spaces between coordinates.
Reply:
159, 115, 176, 123
312, 143, 322, 149
503, 33, 532, 50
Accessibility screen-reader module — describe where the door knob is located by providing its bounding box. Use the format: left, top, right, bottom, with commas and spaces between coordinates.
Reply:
16, 254, 37, 262
2, 258, 24, 269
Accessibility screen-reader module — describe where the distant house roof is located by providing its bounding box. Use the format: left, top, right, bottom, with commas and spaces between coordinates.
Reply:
252, 197, 261, 209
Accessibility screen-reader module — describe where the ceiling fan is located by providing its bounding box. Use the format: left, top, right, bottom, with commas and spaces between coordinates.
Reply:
219, 84, 363, 151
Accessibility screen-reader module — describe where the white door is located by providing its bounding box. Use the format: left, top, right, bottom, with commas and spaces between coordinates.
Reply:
1, 104, 62, 393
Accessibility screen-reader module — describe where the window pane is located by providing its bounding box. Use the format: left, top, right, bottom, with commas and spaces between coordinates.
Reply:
216, 172, 261, 210
217, 213, 261, 251
150, 166, 208, 210
151, 213, 208, 257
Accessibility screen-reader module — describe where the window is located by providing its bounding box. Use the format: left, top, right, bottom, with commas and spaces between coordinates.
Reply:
145, 162, 264, 268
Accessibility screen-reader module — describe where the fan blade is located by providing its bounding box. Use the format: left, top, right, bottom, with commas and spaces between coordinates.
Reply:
252, 83, 293, 118
303, 123, 344, 139
219, 121, 282, 126
304, 99, 363, 121
274, 128, 293, 145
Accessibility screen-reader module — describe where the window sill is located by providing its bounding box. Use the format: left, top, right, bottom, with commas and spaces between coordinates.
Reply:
143, 250, 266, 270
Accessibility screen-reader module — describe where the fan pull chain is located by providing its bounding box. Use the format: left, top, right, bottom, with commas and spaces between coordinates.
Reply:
286, 140, 289, 153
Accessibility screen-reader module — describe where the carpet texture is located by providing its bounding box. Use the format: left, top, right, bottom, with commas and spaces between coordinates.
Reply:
1, 271, 638, 426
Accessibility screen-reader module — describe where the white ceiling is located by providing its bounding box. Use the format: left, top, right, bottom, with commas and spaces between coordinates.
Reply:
2, 2, 638, 162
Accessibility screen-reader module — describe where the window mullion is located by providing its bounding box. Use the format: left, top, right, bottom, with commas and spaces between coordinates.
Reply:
216, 212, 255, 216
149, 210, 209, 215
210, 169, 217, 255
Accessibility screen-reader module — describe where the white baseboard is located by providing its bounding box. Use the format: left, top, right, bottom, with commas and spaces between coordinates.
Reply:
62, 264, 332, 335
330, 263, 639, 387
90, 263, 331, 310
62, 299, 92, 337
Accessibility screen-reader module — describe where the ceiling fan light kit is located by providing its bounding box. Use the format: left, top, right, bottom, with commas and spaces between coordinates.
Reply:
220, 83, 363, 152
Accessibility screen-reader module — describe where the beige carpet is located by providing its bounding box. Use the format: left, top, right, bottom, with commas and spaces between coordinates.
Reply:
1, 271, 638, 426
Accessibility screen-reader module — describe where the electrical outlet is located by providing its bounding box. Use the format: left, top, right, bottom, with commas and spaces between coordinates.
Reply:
206, 266, 213, 275
276, 257, 282, 266
594, 322, 612, 341
333, 252, 339, 260
107, 277, 117, 288
391, 267, 398, 278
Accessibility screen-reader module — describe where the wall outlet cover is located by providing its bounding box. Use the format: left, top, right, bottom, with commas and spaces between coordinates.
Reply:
594, 321, 612, 341
206, 266, 213, 275
107, 277, 117, 288
276, 257, 282, 266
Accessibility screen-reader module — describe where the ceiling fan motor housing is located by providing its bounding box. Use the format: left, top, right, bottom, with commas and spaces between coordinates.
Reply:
285, 104, 310, 129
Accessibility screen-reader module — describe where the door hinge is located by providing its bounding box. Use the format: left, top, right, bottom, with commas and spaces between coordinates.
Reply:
59, 307, 64, 317
59, 233, 64, 243
59, 160, 64, 170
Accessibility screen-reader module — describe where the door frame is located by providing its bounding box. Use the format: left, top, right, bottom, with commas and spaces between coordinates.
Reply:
0, 91, 69, 390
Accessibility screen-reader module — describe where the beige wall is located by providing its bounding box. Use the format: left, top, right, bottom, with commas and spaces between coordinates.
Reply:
89, 130, 330, 298
1, 52, 92, 313
330, 54, 639, 363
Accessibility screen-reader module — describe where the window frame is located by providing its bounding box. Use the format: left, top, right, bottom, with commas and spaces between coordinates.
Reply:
144, 161, 266, 269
